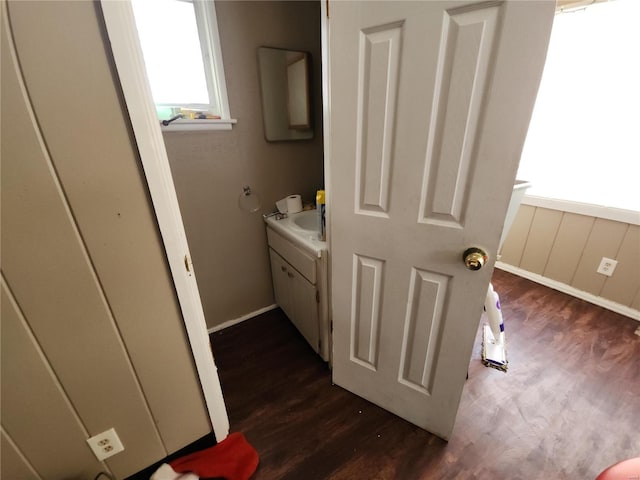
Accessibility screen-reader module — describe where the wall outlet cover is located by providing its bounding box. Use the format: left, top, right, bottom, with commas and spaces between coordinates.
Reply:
596, 257, 618, 277
87, 428, 124, 461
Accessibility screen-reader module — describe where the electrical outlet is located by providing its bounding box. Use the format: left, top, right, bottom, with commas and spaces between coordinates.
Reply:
596, 257, 618, 277
87, 428, 124, 461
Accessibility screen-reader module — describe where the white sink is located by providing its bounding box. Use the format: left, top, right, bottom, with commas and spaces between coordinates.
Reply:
293, 210, 318, 232
264, 209, 325, 256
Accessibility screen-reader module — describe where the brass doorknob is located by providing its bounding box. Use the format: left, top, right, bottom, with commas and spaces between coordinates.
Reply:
463, 247, 488, 271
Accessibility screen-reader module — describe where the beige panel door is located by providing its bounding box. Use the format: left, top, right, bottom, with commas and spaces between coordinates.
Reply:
329, 1, 554, 440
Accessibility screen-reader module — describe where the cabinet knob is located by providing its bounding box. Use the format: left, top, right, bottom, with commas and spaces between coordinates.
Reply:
288, 272, 294, 278
281, 266, 287, 272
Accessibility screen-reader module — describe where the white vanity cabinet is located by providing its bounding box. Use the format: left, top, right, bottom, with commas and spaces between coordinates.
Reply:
266, 224, 329, 362
269, 248, 319, 351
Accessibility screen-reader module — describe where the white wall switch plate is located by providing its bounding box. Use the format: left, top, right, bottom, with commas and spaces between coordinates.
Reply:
87, 428, 124, 461
596, 257, 618, 277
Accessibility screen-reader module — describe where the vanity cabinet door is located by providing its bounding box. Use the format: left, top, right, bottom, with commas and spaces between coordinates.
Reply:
269, 248, 320, 352
269, 249, 293, 320
289, 267, 320, 352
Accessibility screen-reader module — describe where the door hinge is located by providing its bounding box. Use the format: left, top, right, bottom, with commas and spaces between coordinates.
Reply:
316, 290, 320, 303
330, 320, 333, 332
326, 0, 329, 17
184, 255, 191, 273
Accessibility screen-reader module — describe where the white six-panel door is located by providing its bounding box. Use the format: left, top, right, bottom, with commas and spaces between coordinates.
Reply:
327, 0, 554, 440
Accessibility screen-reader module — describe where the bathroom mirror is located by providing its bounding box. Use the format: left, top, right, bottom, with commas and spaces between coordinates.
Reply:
258, 47, 313, 141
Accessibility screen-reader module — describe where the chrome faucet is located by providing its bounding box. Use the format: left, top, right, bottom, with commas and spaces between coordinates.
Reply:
263, 211, 288, 221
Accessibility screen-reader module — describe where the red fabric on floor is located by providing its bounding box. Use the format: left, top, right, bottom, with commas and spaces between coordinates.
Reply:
170, 432, 259, 480
596, 457, 640, 480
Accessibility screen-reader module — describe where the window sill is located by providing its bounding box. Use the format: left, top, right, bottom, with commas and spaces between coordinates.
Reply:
522, 195, 640, 226
160, 118, 237, 132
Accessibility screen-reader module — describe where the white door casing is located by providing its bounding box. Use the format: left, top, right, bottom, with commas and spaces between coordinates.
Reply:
327, 1, 554, 440
100, 0, 229, 441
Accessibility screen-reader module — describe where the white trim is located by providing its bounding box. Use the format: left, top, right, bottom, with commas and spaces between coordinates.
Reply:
208, 304, 278, 334
100, 0, 230, 441
496, 261, 640, 322
161, 119, 237, 132
193, 0, 231, 120
320, 0, 334, 352
522, 195, 640, 225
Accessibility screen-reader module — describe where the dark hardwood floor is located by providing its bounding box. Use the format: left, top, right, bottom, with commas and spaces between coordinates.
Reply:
210, 269, 639, 480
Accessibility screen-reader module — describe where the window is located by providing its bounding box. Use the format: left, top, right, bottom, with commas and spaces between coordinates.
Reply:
517, 0, 639, 214
130, 0, 234, 130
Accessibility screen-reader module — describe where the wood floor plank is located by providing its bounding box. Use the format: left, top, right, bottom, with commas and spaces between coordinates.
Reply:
210, 270, 640, 480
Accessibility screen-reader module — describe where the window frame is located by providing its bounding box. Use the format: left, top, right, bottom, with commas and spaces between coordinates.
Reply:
133, 0, 235, 131
193, 0, 230, 120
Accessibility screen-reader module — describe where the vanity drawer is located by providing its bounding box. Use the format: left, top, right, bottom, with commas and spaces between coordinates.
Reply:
267, 227, 316, 284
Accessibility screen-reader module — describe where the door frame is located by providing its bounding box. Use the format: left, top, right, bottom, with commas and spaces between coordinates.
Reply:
320, 0, 333, 290
100, 0, 229, 441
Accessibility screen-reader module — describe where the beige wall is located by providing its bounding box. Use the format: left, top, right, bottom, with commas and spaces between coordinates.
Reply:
1, 2, 211, 479
500, 204, 640, 311
164, 1, 324, 329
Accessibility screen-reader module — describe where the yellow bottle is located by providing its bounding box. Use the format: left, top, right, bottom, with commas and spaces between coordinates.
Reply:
316, 190, 326, 241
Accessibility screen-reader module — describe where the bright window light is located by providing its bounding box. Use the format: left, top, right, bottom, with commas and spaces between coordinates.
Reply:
132, 0, 209, 105
130, 0, 230, 123
517, 0, 640, 212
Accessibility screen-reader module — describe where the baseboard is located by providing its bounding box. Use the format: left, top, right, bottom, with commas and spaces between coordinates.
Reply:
207, 304, 278, 334
495, 262, 640, 322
